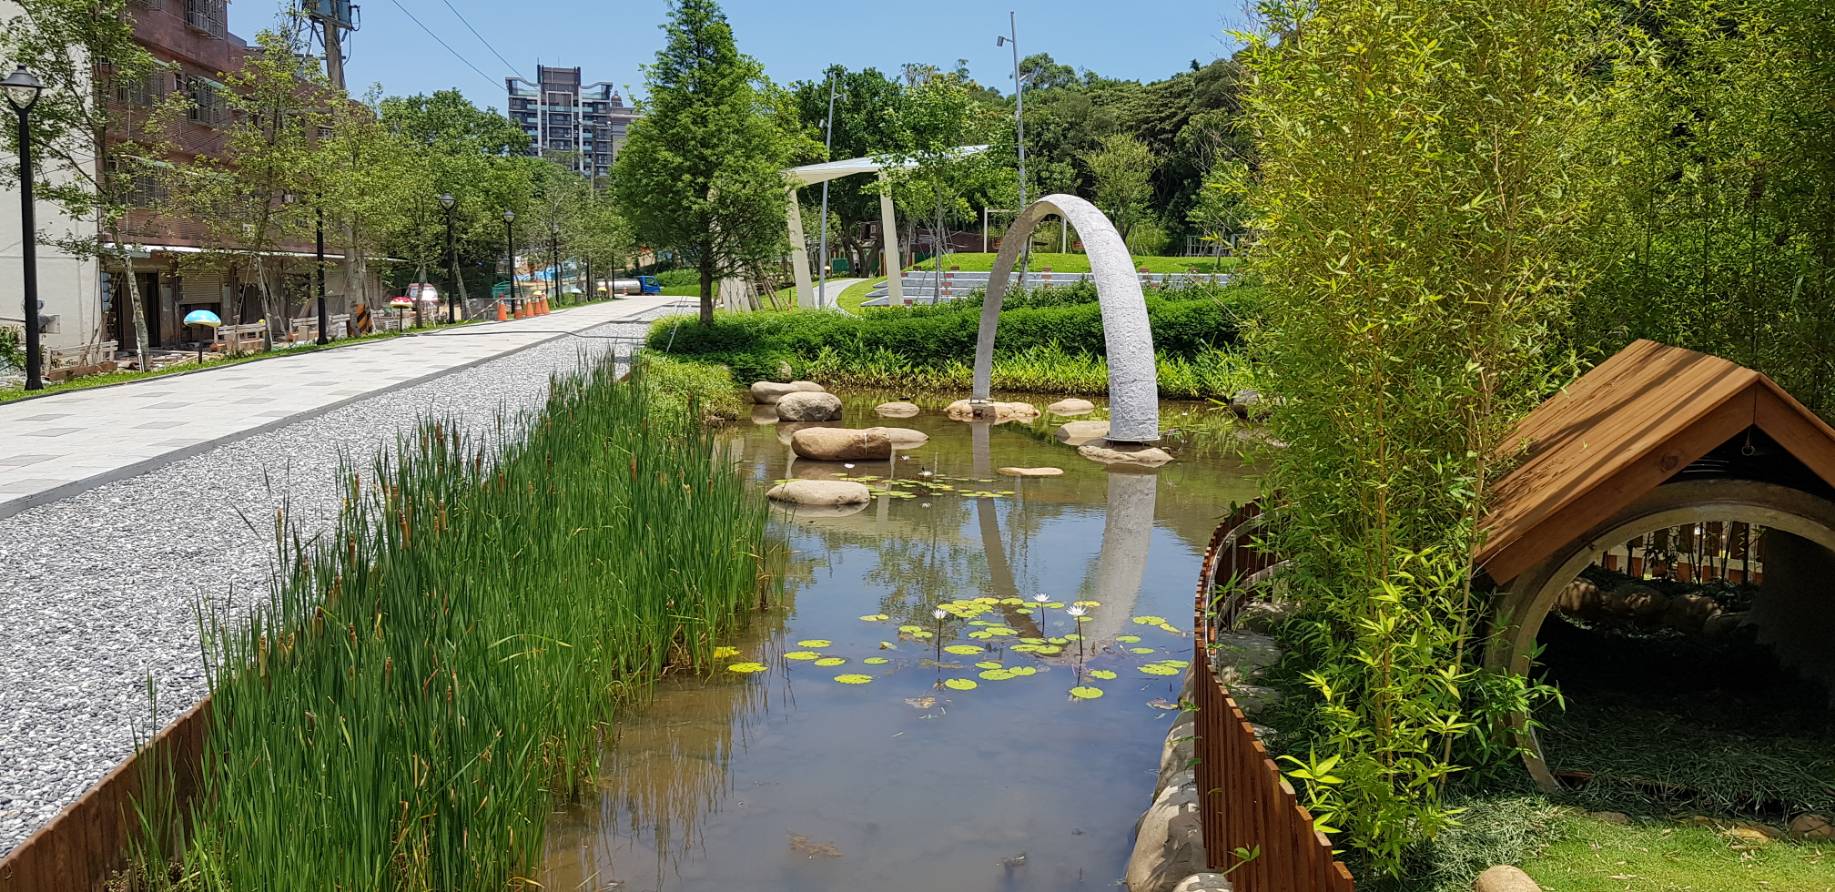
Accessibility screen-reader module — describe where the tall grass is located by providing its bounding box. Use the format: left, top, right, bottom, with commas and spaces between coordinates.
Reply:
138, 356, 777, 891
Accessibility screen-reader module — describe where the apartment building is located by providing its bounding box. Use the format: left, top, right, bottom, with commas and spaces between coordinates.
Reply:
506, 65, 638, 180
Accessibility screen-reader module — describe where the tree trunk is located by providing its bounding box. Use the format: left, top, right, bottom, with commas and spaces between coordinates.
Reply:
698, 250, 715, 325
253, 254, 278, 350
114, 248, 152, 370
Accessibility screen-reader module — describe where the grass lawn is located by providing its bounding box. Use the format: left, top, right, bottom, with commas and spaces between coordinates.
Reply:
906, 252, 1237, 274
1525, 813, 1835, 892
837, 277, 884, 313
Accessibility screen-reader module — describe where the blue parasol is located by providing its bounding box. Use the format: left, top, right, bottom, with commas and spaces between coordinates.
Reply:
183, 309, 222, 327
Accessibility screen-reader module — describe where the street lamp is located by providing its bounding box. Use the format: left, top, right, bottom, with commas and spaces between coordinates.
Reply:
313, 198, 327, 343
6, 65, 46, 390
502, 210, 518, 317
817, 70, 845, 310
549, 223, 560, 309
997, 14, 1030, 283
438, 193, 456, 324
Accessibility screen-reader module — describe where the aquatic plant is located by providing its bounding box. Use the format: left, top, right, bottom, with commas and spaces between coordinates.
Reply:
137, 357, 778, 891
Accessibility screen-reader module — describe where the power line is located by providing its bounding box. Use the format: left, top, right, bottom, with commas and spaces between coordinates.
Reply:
381, 0, 506, 92
434, 0, 528, 84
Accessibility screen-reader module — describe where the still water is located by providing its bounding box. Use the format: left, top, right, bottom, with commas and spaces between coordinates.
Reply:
541, 395, 1255, 891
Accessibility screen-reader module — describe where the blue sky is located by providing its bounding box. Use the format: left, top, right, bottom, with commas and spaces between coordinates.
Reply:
229, 1, 1249, 111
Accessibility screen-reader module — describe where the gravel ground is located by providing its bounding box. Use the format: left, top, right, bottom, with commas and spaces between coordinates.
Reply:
0, 314, 676, 855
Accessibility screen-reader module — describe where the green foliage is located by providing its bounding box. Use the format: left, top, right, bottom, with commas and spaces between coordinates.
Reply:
135, 357, 777, 890
1084, 133, 1157, 241
615, 0, 798, 324
649, 282, 1253, 398
1241, 0, 1589, 875
1571, 0, 1835, 415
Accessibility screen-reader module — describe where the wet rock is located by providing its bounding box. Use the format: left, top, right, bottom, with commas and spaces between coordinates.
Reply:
1231, 684, 1281, 718
776, 391, 844, 422
1056, 420, 1110, 446
874, 400, 920, 418
1702, 610, 1747, 639
1210, 631, 1282, 687
944, 399, 1040, 423
1047, 397, 1096, 416
1156, 714, 1197, 794
1588, 811, 1633, 825
1171, 874, 1234, 892
750, 404, 781, 425
1124, 771, 1203, 892
1079, 439, 1174, 468
862, 426, 929, 449
791, 428, 893, 462
1789, 812, 1834, 841
776, 421, 823, 445
1663, 592, 1721, 633
1473, 865, 1540, 892
1236, 602, 1292, 635
1605, 582, 1665, 619
999, 466, 1065, 477
750, 380, 824, 404
765, 479, 872, 508
1555, 579, 1601, 615
1228, 389, 1263, 418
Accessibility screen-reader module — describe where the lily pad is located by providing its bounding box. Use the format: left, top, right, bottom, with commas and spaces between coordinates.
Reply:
979, 669, 1016, 681
1159, 659, 1191, 669
943, 678, 979, 691
1068, 686, 1105, 700
943, 644, 982, 656
859, 614, 890, 622
898, 624, 924, 634
834, 674, 873, 685
1008, 666, 1038, 677
1117, 635, 1142, 644
1011, 644, 1042, 653
863, 656, 891, 665
1089, 669, 1118, 680
726, 662, 768, 674
1073, 600, 1102, 607
975, 660, 1004, 670
712, 646, 740, 659
1048, 637, 1069, 645
814, 657, 847, 667
1140, 664, 1181, 676
797, 639, 833, 648
1131, 616, 1169, 626
1129, 647, 1156, 655
999, 597, 1026, 606
785, 651, 821, 661
1020, 637, 1047, 645
1036, 645, 1064, 656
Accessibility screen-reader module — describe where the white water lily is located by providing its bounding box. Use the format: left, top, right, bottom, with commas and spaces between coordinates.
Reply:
844, 463, 856, 469
1066, 606, 1087, 618
933, 608, 948, 620
1033, 593, 1050, 604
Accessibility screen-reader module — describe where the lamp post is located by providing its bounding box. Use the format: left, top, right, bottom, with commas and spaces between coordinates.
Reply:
549, 224, 560, 308
314, 200, 327, 344
5, 66, 46, 390
438, 193, 456, 323
502, 210, 518, 317
817, 70, 844, 310
997, 14, 1029, 283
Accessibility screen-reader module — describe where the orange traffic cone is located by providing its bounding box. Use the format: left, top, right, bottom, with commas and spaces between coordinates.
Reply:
496, 302, 508, 322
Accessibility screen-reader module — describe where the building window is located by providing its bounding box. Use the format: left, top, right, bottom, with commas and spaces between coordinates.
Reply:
185, 0, 227, 37
184, 75, 228, 127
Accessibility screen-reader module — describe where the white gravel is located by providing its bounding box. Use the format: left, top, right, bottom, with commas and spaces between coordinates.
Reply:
0, 315, 674, 855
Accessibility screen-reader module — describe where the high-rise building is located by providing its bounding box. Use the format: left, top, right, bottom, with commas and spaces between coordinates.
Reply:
506, 65, 638, 179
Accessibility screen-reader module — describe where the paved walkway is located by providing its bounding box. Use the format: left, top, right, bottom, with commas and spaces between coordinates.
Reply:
818, 277, 864, 308
0, 296, 690, 518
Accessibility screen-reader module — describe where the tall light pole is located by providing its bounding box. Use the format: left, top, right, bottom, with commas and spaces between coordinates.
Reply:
816, 70, 844, 310
5, 66, 46, 390
438, 193, 456, 323
314, 199, 328, 343
549, 224, 561, 307
997, 14, 1029, 282
503, 210, 519, 317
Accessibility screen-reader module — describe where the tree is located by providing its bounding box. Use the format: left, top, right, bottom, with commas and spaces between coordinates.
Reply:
614, 0, 794, 324
1083, 133, 1155, 242
878, 71, 1006, 276
0, 0, 162, 367
1186, 159, 1248, 269
788, 66, 902, 276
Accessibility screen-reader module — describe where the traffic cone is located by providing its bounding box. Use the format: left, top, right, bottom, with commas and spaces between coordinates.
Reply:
496, 302, 508, 322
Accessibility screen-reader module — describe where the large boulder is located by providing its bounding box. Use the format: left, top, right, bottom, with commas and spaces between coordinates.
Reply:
765, 479, 872, 508
1124, 771, 1204, 892
1079, 439, 1175, 468
1604, 582, 1665, 619
750, 404, 782, 425
1171, 875, 1233, 892
1056, 420, 1111, 446
945, 399, 1041, 423
1047, 397, 1096, 416
875, 400, 920, 418
1663, 591, 1722, 633
791, 428, 893, 462
776, 391, 844, 422
1473, 866, 1540, 892
749, 380, 824, 404
862, 426, 929, 449
1789, 813, 1834, 842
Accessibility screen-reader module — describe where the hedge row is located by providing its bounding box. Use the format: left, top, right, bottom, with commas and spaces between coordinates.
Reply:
647, 282, 1256, 385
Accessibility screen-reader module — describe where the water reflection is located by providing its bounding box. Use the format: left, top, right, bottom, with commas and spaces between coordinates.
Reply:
540, 397, 1253, 892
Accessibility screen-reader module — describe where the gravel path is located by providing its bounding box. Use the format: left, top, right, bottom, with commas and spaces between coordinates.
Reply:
0, 314, 676, 854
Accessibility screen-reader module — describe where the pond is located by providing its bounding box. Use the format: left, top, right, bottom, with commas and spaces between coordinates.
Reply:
540, 394, 1257, 892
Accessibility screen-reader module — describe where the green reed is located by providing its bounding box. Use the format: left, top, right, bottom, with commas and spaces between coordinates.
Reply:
139, 356, 777, 891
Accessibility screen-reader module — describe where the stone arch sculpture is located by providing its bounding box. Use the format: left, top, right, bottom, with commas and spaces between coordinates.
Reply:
971, 194, 1159, 443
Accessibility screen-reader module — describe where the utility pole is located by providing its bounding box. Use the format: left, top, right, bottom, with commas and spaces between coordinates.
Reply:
997, 12, 1029, 284
314, 201, 328, 343
817, 69, 842, 310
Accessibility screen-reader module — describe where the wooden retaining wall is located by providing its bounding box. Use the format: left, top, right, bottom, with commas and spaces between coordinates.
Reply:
0, 699, 211, 892
1193, 505, 1355, 891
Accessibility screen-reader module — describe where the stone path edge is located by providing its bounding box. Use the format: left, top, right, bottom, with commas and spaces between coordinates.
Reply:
0, 307, 677, 521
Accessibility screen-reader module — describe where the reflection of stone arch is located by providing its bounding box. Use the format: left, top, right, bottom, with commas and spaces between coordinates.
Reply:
971, 195, 1159, 443
1489, 478, 1835, 791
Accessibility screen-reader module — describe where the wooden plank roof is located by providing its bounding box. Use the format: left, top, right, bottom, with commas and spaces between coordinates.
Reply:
1478, 339, 1835, 584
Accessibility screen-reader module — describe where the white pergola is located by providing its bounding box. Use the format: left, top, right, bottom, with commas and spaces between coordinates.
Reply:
782, 146, 987, 309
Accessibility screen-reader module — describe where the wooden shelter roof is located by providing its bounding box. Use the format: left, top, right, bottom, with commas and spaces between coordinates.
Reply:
1478, 339, 1835, 584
